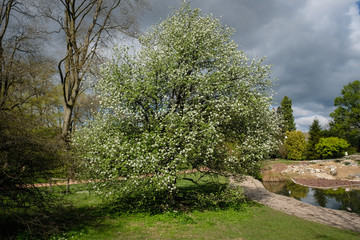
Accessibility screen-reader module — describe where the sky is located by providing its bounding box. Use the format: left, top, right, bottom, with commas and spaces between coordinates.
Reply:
138, 0, 360, 132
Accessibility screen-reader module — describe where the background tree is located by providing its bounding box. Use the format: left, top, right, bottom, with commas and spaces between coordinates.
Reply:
38, 0, 148, 140
0, 0, 47, 111
278, 96, 296, 134
307, 119, 322, 159
0, 0, 17, 110
74, 3, 281, 202
329, 80, 360, 151
284, 130, 306, 160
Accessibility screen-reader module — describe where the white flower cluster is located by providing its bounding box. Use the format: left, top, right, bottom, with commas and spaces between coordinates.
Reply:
73, 3, 281, 196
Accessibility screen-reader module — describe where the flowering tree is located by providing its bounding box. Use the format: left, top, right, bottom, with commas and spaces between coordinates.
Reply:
74, 3, 280, 198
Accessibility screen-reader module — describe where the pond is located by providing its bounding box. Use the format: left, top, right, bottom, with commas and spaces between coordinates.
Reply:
262, 181, 360, 214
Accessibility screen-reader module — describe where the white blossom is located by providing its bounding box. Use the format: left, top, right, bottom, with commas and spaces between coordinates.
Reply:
73, 3, 281, 197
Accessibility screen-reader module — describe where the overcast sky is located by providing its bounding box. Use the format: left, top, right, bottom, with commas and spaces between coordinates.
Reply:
138, 0, 360, 132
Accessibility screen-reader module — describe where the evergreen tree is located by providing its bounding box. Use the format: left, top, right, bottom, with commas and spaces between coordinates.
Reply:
278, 96, 296, 133
307, 119, 322, 159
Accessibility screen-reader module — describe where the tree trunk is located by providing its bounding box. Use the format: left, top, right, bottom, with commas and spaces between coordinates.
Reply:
62, 103, 73, 141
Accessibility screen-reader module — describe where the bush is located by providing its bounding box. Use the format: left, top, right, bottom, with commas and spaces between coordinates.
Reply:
315, 137, 350, 159
284, 131, 306, 160
0, 111, 63, 238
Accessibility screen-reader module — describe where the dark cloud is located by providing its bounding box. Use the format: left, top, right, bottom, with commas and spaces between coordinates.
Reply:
140, 0, 360, 131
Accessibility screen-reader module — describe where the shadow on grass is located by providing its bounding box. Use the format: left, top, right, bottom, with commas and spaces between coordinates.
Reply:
1, 180, 248, 239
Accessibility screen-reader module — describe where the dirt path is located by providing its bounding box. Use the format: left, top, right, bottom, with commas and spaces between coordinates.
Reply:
230, 176, 360, 233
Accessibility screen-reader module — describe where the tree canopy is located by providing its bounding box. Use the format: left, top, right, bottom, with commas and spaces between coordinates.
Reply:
330, 80, 360, 150
74, 3, 280, 198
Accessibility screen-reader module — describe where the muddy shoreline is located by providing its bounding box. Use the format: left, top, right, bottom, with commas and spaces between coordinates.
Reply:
292, 178, 360, 189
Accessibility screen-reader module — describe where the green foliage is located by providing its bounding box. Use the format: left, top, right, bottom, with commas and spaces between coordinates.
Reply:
103, 180, 245, 214
315, 137, 350, 159
74, 3, 280, 199
0, 111, 64, 239
307, 119, 322, 159
330, 80, 360, 150
284, 131, 306, 160
278, 96, 296, 133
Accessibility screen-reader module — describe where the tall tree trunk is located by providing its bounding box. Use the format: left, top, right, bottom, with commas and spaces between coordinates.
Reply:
62, 102, 73, 140
49, 0, 146, 140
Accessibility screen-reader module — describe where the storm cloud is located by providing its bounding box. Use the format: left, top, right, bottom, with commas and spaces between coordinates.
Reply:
140, 0, 360, 131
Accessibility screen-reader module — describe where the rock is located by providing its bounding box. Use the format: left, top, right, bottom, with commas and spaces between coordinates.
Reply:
306, 168, 315, 174
346, 173, 360, 180
330, 167, 338, 176
315, 173, 335, 179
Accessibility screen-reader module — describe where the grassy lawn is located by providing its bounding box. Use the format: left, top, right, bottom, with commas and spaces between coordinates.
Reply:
52, 197, 360, 240
45, 174, 359, 240
4, 173, 359, 239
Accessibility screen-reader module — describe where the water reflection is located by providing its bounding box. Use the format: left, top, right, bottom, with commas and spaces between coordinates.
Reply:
263, 181, 360, 214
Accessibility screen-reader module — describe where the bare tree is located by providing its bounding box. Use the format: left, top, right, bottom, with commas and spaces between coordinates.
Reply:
0, 0, 22, 110
0, 0, 47, 111
38, 0, 148, 141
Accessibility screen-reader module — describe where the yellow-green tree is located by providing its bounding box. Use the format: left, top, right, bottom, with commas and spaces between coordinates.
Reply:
284, 130, 306, 160
315, 137, 349, 159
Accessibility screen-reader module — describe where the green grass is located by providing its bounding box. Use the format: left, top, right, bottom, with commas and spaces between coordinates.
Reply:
47, 174, 359, 240
5, 173, 360, 239
51, 201, 359, 240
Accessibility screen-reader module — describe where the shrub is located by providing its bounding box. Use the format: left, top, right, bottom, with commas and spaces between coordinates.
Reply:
284, 131, 306, 160
315, 137, 350, 159
0, 111, 63, 238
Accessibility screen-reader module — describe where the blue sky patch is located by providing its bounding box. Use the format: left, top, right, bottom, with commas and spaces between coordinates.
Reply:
357, 1, 360, 14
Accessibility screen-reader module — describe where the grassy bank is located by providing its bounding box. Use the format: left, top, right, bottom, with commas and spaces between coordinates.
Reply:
52, 195, 359, 240
52, 175, 358, 240
3, 173, 360, 239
